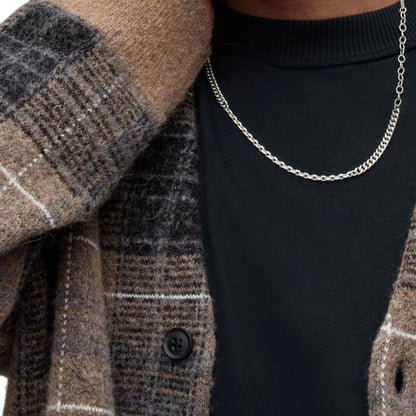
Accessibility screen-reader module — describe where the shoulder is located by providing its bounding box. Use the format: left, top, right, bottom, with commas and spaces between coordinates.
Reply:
0, 0, 213, 254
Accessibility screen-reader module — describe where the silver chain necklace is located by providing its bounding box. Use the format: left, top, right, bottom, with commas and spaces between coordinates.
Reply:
205, 0, 408, 181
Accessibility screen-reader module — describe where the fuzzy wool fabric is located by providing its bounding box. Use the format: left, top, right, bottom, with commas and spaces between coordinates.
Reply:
0, 1, 415, 415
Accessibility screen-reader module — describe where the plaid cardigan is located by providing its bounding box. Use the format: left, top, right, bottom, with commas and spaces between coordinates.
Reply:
0, 1, 415, 415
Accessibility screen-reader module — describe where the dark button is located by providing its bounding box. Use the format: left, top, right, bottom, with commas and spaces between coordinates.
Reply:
163, 327, 193, 361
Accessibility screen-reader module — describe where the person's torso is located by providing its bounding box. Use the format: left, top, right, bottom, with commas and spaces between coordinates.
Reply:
194, 1, 416, 414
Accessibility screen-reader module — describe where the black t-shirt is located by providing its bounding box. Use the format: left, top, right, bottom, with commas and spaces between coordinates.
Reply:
194, 1, 416, 415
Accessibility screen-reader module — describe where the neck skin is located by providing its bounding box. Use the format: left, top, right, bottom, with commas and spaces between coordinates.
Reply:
221, 0, 401, 19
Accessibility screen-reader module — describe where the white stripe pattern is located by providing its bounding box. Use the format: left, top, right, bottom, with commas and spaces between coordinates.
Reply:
56, 233, 73, 412
48, 403, 114, 415
0, 76, 123, 200
104, 292, 211, 301
0, 148, 50, 199
73, 235, 99, 252
125, 238, 201, 247
380, 313, 392, 416
381, 321, 416, 341
0, 163, 55, 226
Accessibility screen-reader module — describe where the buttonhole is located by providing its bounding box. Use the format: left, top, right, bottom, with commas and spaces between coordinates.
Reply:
395, 362, 405, 394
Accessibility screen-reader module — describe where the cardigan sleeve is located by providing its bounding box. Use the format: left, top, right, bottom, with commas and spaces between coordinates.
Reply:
0, 0, 213, 369
0, 0, 213, 255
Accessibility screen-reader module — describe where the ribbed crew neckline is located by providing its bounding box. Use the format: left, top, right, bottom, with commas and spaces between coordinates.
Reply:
211, 0, 416, 67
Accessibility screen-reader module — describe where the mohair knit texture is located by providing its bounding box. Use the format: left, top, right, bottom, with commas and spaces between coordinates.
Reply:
0, 1, 414, 415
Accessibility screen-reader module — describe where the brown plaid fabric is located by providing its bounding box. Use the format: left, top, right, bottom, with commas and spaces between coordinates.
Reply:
0, 1, 416, 415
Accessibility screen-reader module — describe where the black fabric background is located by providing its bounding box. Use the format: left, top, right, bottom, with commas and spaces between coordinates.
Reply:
195, 1, 416, 414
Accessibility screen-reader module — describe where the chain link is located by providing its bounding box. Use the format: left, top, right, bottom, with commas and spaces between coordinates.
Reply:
205, 0, 407, 181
